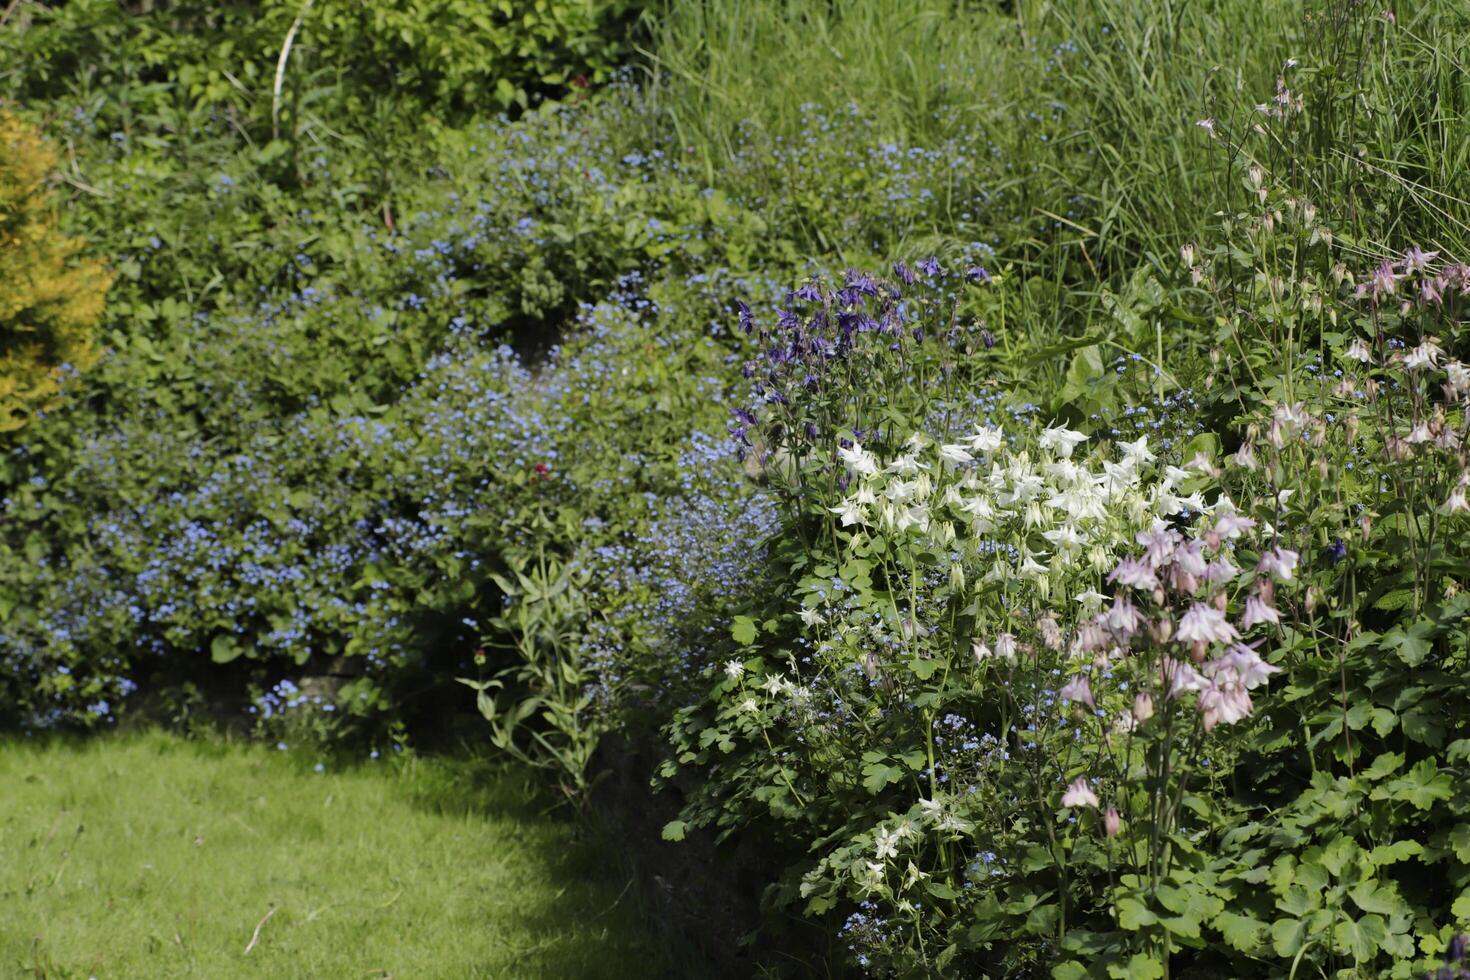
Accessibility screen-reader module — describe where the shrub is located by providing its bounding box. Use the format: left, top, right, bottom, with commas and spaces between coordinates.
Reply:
0, 109, 111, 433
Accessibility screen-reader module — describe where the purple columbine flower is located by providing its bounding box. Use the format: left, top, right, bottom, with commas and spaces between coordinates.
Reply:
737, 300, 755, 335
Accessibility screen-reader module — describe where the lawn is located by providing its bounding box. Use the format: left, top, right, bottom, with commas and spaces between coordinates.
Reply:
0, 733, 665, 979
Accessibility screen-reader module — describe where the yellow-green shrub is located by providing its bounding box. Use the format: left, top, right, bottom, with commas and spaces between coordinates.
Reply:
0, 110, 112, 433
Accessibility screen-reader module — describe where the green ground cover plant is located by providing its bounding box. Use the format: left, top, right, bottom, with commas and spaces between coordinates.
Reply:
3, 0, 1470, 975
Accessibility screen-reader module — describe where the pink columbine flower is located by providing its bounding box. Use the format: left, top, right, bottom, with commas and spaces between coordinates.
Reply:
1059, 675, 1095, 708
1062, 777, 1100, 809
1212, 643, 1281, 690
1198, 676, 1253, 730
1104, 806, 1123, 837
1163, 657, 1205, 698
1402, 246, 1439, 273
1176, 604, 1240, 646
1109, 557, 1159, 591
1257, 547, 1300, 582
1213, 511, 1257, 539
1107, 596, 1143, 636
1240, 594, 1280, 629
1132, 691, 1155, 722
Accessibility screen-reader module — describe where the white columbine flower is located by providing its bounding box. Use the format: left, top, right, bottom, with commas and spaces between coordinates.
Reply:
1039, 425, 1089, 459
1061, 778, 1100, 809
799, 607, 824, 628
1117, 435, 1156, 465
838, 442, 879, 477
1343, 338, 1373, 363
724, 660, 746, 681
968, 425, 1005, 453
938, 443, 975, 466
1405, 337, 1444, 372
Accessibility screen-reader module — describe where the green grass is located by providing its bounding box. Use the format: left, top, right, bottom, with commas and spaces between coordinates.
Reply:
0, 732, 667, 979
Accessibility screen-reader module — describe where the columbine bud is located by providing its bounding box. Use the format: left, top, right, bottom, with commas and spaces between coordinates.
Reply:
1249, 164, 1265, 190
1152, 617, 1173, 645
1346, 414, 1360, 443
1132, 692, 1155, 723
1360, 514, 1374, 542
1317, 458, 1330, 480
1305, 586, 1323, 614
1104, 806, 1122, 837
1191, 640, 1209, 664
1180, 242, 1197, 267
1213, 590, 1229, 613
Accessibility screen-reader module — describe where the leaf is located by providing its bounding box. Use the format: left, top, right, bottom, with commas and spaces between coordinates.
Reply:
1333, 914, 1386, 962
210, 634, 241, 664
1052, 963, 1089, 980
730, 616, 758, 646
1349, 880, 1406, 917
1214, 911, 1266, 952
1380, 622, 1434, 667
1270, 917, 1310, 958
1106, 954, 1164, 980
660, 820, 687, 842
1117, 897, 1158, 930
1368, 839, 1422, 867
1452, 825, 1470, 864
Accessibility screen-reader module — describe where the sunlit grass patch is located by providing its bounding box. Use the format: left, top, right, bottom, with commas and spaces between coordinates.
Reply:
0, 732, 663, 979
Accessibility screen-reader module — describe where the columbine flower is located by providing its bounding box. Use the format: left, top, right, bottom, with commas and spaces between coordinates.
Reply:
1211, 642, 1281, 689
938, 443, 975, 466
1240, 594, 1280, 629
874, 826, 900, 861
831, 498, 867, 526
1176, 604, 1240, 645
1196, 117, 1216, 135
1059, 675, 1096, 708
1164, 657, 1205, 697
1039, 425, 1089, 458
994, 633, 1018, 660
1257, 547, 1300, 581
1108, 557, 1159, 591
1213, 510, 1257, 539
1343, 338, 1373, 363
1198, 675, 1253, 730
1104, 807, 1122, 837
971, 638, 993, 663
1062, 778, 1100, 809
839, 441, 880, 477
1107, 596, 1143, 636
1405, 337, 1445, 371
1132, 691, 1155, 723
1117, 436, 1156, 465
724, 660, 746, 681
968, 425, 1005, 453
799, 607, 825, 628
1443, 479, 1470, 515
1402, 246, 1439, 273
1074, 589, 1108, 611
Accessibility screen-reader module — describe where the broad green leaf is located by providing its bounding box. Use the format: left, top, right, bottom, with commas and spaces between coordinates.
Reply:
1117, 897, 1157, 930
1214, 911, 1266, 952
730, 616, 758, 646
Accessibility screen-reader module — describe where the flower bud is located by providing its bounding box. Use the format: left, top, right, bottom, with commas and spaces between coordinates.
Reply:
1191, 639, 1209, 664
1152, 617, 1173, 645
1104, 806, 1123, 838
1132, 692, 1155, 723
